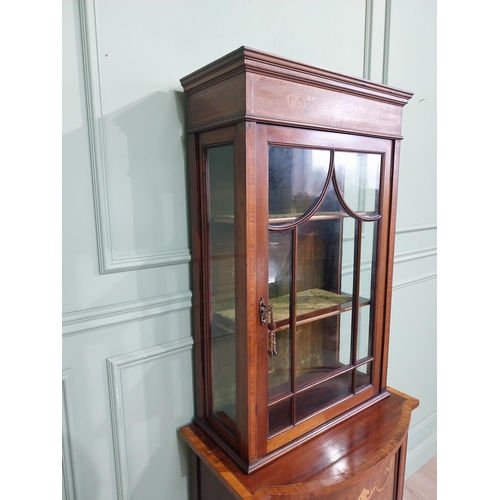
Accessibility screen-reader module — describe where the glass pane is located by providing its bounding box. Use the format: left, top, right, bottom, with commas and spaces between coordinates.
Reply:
295, 371, 352, 421
268, 231, 292, 304
357, 221, 377, 361
211, 326, 236, 426
297, 220, 331, 293
207, 145, 237, 436
269, 147, 330, 225
316, 178, 346, 217
296, 220, 351, 314
359, 221, 377, 299
357, 305, 371, 360
355, 362, 372, 392
269, 328, 292, 400
268, 398, 293, 436
334, 152, 381, 215
296, 317, 341, 388
338, 309, 352, 366
340, 217, 355, 297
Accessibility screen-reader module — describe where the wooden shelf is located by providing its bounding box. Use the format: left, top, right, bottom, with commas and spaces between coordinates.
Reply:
212, 212, 347, 224
212, 211, 377, 225
268, 211, 348, 224
215, 288, 358, 329
271, 288, 351, 322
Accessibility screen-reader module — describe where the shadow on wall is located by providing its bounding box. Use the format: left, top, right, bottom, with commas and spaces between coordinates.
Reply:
111, 90, 188, 258
62, 88, 191, 307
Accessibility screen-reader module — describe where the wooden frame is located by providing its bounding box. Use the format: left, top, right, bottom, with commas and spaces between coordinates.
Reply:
181, 46, 416, 490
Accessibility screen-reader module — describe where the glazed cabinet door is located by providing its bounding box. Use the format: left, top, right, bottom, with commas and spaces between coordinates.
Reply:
254, 125, 395, 457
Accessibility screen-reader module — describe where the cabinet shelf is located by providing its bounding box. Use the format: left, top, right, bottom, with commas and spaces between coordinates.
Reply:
214, 288, 368, 331
268, 211, 348, 224
212, 212, 346, 224
212, 211, 377, 225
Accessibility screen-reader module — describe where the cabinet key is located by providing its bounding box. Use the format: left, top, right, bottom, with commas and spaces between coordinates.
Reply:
259, 297, 277, 357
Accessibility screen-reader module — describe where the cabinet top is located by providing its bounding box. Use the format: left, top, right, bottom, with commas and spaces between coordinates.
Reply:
179, 388, 419, 491
180, 46, 413, 106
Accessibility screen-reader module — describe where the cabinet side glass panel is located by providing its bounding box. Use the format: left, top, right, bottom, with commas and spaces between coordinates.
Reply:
207, 145, 237, 437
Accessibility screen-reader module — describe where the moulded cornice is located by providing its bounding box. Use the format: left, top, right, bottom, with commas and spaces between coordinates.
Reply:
180, 46, 413, 106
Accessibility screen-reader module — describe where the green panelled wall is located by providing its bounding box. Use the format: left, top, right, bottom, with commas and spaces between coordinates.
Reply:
62, 1, 436, 498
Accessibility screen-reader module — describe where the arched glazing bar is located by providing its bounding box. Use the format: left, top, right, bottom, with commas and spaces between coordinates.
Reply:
268, 149, 336, 232
266, 148, 381, 430
331, 152, 382, 223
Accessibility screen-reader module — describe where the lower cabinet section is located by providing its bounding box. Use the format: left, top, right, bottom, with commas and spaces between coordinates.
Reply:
180, 388, 418, 500
197, 453, 397, 500
330, 454, 396, 500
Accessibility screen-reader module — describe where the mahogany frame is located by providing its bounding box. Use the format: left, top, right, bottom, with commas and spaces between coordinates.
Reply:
182, 46, 413, 473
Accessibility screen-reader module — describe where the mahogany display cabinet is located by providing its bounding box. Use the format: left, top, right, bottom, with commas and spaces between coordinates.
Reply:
178, 47, 418, 499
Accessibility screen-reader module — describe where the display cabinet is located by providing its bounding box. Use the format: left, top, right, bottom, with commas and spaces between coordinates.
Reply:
179, 46, 417, 486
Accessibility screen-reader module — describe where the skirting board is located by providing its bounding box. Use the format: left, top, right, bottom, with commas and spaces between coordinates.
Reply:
405, 412, 437, 478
